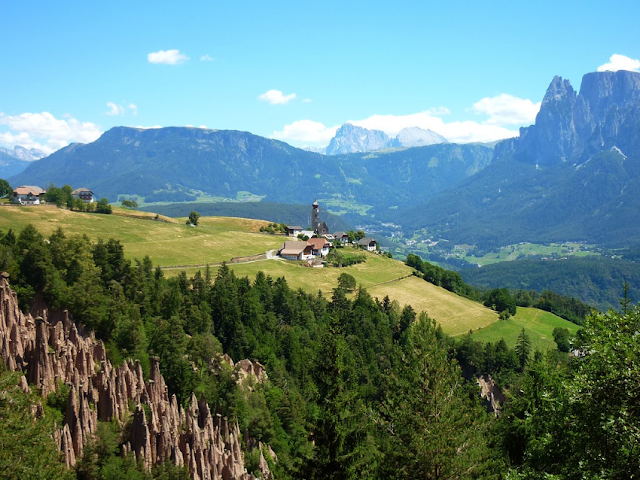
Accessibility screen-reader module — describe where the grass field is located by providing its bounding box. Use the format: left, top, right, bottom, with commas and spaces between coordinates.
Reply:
368, 276, 497, 336
176, 256, 497, 336
468, 307, 581, 351
459, 242, 598, 266
0, 205, 502, 335
0, 205, 285, 266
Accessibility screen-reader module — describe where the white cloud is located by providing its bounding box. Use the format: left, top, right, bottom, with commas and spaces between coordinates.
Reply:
471, 94, 541, 126
597, 54, 640, 72
349, 110, 519, 143
272, 100, 525, 148
258, 89, 297, 105
132, 125, 162, 130
128, 104, 138, 116
200, 54, 215, 61
271, 120, 339, 145
0, 112, 102, 154
302, 98, 313, 103
148, 49, 189, 65
105, 102, 125, 116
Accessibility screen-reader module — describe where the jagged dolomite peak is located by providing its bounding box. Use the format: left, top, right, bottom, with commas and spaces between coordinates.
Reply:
0, 275, 272, 479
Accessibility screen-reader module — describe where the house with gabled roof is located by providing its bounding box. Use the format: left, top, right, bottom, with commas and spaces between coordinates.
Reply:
12, 185, 45, 205
307, 237, 331, 256
357, 237, 377, 252
279, 241, 314, 261
71, 187, 95, 203
286, 225, 303, 237
333, 231, 349, 243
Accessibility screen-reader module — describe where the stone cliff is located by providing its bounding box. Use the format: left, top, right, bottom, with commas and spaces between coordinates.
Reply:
497, 70, 640, 165
0, 274, 272, 479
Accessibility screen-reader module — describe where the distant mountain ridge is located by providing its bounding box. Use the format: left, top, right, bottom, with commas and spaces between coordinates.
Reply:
0, 145, 46, 162
0, 145, 46, 178
398, 70, 640, 249
325, 123, 447, 155
9, 126, 490, 213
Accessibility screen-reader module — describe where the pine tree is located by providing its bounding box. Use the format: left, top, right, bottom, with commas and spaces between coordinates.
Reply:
514, 328, 531, 370
379, 315, 493, 479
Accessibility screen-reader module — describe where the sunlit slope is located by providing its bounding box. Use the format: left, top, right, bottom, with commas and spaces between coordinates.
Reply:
0, 206, 284, 266
0, 205, 499, 334
368, 276, 498, 336
210, 257, 497, 336
469, 307, 580, 351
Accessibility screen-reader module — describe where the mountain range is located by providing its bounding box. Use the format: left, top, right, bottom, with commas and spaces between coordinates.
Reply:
325, 123, 448, 155
8, 70, 640, 255
9, 127, 490, 213
393, 70, 640, 249
0, 145, 45, 177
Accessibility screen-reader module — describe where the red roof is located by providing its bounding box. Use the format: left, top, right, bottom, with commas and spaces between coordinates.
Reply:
307, 238, 329, 250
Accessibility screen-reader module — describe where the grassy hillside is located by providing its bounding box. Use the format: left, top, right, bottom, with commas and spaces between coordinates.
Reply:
0, 205, 285, 266
139, 201, 354, 233
468, 307, 580, 351
0, 205, 500, 334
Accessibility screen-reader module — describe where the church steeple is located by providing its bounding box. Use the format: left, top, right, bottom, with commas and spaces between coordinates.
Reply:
311, 200, 320, 232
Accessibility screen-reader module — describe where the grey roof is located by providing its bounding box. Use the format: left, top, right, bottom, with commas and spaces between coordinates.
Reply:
357, 237, 376, 246
280, 241, 308, 255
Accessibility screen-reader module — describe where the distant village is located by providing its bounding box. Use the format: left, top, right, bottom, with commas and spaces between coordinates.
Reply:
277, 200, 378, 263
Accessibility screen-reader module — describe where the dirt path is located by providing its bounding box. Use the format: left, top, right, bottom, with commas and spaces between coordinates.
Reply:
161, 250, 282, 271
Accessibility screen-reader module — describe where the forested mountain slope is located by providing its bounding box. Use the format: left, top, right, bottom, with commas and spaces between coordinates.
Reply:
9, 127, 492, 213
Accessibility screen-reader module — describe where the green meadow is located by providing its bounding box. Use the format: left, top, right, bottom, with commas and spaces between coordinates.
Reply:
0, 205, 284, 266
468, 307, 581, 351
0, 205, 520, 336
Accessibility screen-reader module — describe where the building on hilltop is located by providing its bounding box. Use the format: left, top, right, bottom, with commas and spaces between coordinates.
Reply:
307, 237, 331, 256
71, 188, 95, 203
286, 225, 303, 237
12, 185, 45, 205
279, 241, 314, 261
357, 237, 378, 252
333, 231, 349, 243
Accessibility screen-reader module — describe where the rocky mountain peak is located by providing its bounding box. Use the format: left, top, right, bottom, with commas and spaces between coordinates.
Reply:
325, 124, 448, 155
541, 75, 576, 106
393, 127, 448, 147
509, 71, 640, 165
0, 145, 46, 161
578, 70, 640, 120
326, 123, 390, 155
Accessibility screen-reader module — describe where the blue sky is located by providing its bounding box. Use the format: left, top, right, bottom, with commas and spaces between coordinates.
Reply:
1, 0, 639, 154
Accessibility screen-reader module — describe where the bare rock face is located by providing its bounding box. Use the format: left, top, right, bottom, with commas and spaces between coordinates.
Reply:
508, 70, 640, 165
0, 276, 271, 479
477, 375, 505, 417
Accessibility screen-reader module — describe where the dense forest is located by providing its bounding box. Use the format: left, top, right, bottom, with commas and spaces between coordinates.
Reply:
460, 256, 640, 311
0, 225, 638, 479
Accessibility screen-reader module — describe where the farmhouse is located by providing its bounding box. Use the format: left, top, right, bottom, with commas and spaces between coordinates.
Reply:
71, 187, 95, 203
286, 225, 303, 236
357, 237, 377, 252
12, 185, 45, 205
279, 241, 314, 261
307, 237, 331, 256
333, 231, 349, 243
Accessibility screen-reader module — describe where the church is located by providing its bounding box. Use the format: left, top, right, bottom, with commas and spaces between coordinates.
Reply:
311, 200, 330, 236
